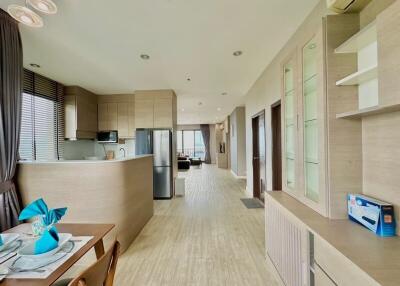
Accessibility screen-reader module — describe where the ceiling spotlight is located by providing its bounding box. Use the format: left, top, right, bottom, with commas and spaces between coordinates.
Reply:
187, 78, 191, 82
233, 50, 243, 57
221, 92, 228, 96
140, 54, 150, 60
181, 108, 185, 112
198, 102, 203, 106
30, 63, 41, 68
27, 0, 57, 14
217, 107, 221, 111
7, 5, 43, 28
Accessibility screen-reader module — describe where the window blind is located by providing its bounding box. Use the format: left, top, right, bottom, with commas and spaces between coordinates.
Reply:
19, 69, 65, 161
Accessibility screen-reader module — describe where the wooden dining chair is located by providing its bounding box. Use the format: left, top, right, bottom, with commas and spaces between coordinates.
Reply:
54, 240, 120, 286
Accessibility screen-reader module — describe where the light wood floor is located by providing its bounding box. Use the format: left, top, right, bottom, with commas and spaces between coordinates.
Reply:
115, 165, 282, 286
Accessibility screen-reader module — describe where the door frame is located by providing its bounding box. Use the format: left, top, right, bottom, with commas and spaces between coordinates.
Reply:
252, 110, 266, 200
271, 100, 282, 191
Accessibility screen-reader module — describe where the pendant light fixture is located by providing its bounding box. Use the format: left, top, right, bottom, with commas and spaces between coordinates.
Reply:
7, 0, 58, 28
27, 0, 57, 14
7, 4, 44, 28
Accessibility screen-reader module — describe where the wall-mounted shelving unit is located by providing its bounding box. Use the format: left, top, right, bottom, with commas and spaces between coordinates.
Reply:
336, 103, 400, 119
336, 65, 377, 86
335, 20, 380, 117
335, 20, 376, 54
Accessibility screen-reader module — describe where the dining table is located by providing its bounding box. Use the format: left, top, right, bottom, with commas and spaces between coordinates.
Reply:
0, 223, 114, 286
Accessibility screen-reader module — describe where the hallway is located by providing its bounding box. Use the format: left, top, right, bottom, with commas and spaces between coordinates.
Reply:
115, 165, 282, 286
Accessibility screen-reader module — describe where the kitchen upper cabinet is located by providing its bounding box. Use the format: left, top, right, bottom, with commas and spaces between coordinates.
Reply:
117, 103, 129, 137
108, 103, 118, 130
98, 103, 108, 131
135, 93, 154, 128
97, 95, 135, 138
65, 86, 98, 140
154, 96, 173, 128
135, 90, 177, 129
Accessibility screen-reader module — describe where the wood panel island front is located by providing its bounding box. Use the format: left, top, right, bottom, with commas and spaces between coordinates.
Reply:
17, 155, 153, 253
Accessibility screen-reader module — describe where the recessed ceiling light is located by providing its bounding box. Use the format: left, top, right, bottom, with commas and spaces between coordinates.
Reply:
221, 92, 228, 96
140, 54, 150, 60
27, 0, 57, 14
7, 5, 43, 28
187, 78, 191, 82
198, 102, 203, 106
181, 108, 185, 112
217, 107, 221, 111
30, 63, 41, 68
233, 51, 243, 57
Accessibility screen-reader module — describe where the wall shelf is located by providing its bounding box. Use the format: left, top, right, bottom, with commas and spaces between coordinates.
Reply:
335, 20, 377, 54
336, 103, 400, 119
336, 65, 377, 86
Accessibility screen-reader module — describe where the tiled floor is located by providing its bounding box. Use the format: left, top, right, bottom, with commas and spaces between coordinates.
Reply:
115, 164, 282, 286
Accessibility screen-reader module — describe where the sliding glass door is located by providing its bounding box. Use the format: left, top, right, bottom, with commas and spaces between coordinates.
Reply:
176, 130, 205, 160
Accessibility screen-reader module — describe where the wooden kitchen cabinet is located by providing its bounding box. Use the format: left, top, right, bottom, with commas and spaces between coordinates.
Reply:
97, 95, 135, 138
135, 93, 154, 128
98, 103, 108, 131
108, 103, 118, 130
154, 96, 173, 128
65, 86, 98, 140
117, 103, 129, 137
134, 90, 177, 129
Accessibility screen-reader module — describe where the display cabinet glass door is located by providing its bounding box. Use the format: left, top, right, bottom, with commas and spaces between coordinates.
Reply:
284, 62, 295, 190
303, 37, 319, 202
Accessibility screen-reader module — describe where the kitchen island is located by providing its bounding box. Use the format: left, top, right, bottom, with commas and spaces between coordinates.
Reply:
17, 155, 153, 253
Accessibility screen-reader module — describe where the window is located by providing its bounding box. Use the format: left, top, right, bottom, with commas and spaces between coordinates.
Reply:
176, 130, 206, 160
19, 70, 64, 161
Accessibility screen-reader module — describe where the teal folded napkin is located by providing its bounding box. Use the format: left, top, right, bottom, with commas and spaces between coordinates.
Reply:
34, 226, 59, 255
19, 198, 67, 225
19, 198, 67, 254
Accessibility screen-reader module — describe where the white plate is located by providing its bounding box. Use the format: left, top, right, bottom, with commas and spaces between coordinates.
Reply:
0, 234, 20, 252
18, 233, 72, 259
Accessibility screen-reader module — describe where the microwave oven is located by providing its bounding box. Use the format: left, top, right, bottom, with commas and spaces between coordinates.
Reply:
97, 131, 118, 143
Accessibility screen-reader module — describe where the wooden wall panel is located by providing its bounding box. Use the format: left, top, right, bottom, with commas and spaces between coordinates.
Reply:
325, 15, 363, 218
377, 0, 400, 106
362, 111, 400, 235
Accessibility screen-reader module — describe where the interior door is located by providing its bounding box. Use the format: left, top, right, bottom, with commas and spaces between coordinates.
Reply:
252, 111, 266, 201
258, 112, 266, 200
272, 101, 282, 190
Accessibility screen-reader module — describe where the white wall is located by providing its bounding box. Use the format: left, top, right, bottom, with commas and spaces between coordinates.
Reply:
230, 107, 246, 177
244, 1, 327, 195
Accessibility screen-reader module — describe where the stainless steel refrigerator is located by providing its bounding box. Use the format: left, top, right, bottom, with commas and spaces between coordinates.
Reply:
135, 129, 173, 199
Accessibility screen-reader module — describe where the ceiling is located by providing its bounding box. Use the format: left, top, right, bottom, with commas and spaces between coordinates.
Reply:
0, 0, 319, 124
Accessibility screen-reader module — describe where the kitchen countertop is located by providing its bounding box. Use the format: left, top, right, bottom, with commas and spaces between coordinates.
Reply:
18, 154, 153, 164
266, 191, 400, 286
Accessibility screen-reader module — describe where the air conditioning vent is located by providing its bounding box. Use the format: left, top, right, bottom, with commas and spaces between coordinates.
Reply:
327, 0, 372, 13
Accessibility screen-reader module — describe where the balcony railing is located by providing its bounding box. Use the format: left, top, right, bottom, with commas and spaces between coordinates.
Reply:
177, 147, 205, 160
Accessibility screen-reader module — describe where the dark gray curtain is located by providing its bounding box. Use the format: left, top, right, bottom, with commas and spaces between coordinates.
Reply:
200, 124, 211, 164
0, 9, 22, 231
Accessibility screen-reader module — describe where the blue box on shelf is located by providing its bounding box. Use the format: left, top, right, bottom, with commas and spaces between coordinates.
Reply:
347, 194, 396, 237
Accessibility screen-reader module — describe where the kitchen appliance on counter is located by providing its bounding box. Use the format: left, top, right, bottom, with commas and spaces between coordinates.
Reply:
135, 129, 173, 199
97, 131, 118, 143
